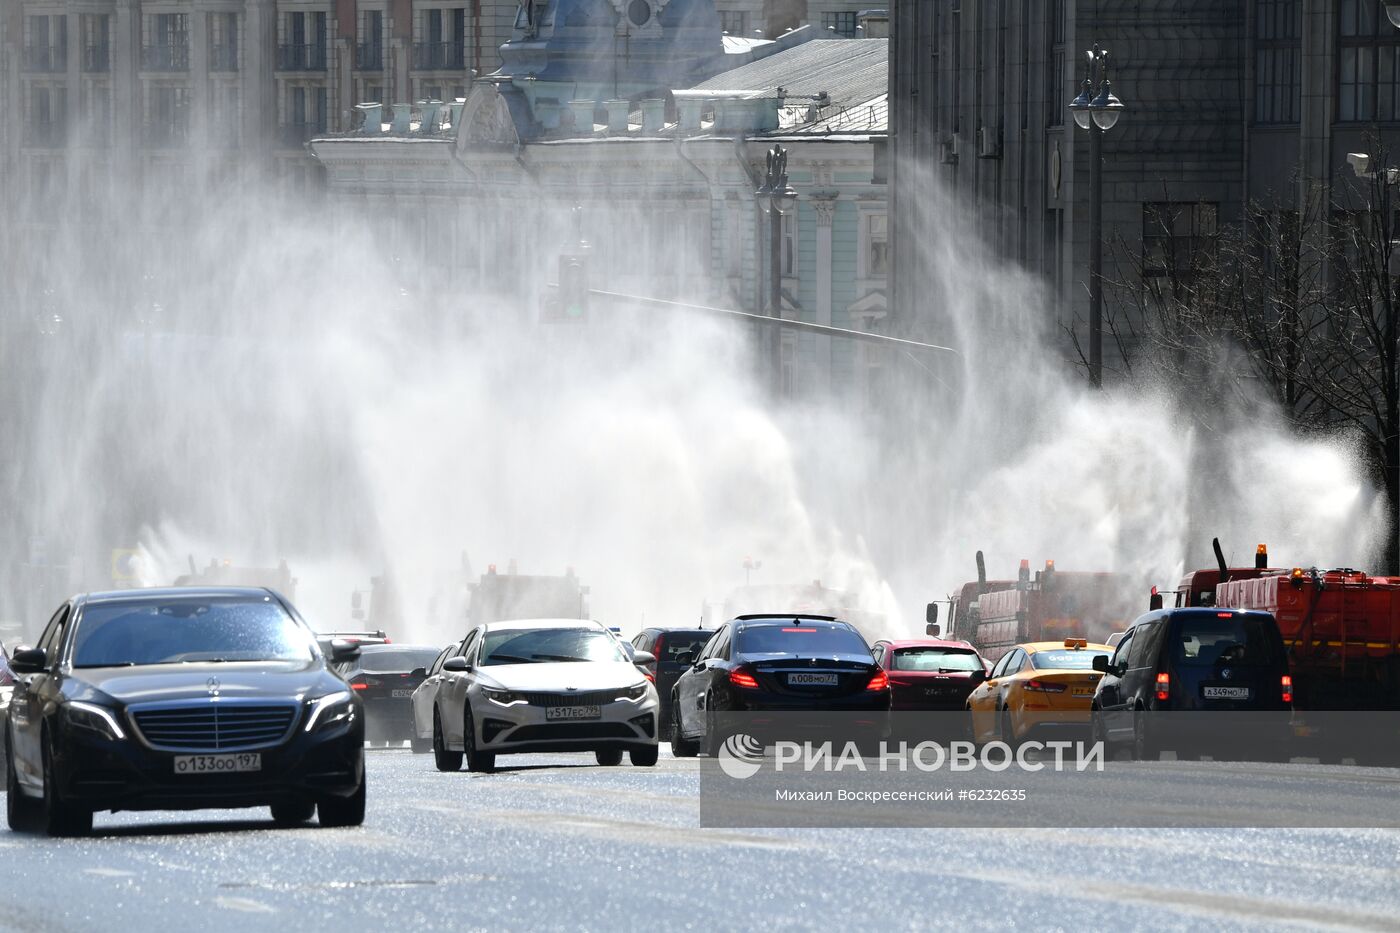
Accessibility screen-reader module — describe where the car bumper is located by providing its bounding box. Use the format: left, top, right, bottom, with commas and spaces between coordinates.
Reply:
472, 695, 659, 754
53, 715, 364, 812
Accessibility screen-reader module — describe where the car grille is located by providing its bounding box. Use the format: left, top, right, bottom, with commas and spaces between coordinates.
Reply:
519, 689, 625, 707
130, 700, 299, 751
510, 722, 636, 741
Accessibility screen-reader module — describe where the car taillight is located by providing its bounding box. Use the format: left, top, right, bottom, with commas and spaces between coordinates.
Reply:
1024, 679, 1067, 693
351, 683, 369, 691
644, 671, 655, 683
729, 668, 760, 689
1281, 674, 1293, 704
866, 670, 889, 691
1155, 672, 1170, 702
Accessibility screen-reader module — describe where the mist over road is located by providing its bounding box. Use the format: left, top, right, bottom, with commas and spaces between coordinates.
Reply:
3, 749, 1396, 932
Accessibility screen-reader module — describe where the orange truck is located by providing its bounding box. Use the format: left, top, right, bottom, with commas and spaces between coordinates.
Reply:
946, 554, 1136, 664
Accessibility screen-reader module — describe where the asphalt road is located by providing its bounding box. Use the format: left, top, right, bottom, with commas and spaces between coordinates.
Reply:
2, 747, 1399, 932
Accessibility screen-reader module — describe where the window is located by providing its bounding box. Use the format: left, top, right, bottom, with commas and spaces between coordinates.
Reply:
720, 11, 748, 35
82, 14, 110, 73
428, 646, 452, 675
1002, 648, 1026, 675
822, 12, 859, 38
868, 214, 889, 276
1110, 630, 1134, 670
1046, 0, 1065, 127
781, 211, 796, 276
1338, 0, 1400, 121
36, 604, 70, 663
1255, 0, 1300, 123
988, 652, 1012, 679
1142, 202, 1219, 277
458, 629, 481, 664
210, 12, 239, 71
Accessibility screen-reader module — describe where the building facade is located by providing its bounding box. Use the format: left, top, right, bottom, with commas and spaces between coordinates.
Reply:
889, 0, 1400, 364
310, 1, 891, 397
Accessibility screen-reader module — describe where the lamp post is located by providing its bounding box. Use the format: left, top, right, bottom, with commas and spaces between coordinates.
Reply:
1068, 45, 1126, 389
1387, 2, 1400, 28
756, 144, 797, 393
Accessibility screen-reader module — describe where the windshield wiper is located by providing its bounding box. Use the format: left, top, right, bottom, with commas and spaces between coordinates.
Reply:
530, 654, 589, 662
74, 661, 136, 668
485, 654, 536, 664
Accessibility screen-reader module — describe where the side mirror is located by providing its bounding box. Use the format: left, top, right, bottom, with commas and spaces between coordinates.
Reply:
329, 639, 361, 663
926, 602, 939, 625
675, 651, 694, 666
1092, 655, 1109, 673
442, 656, 470, 673
632, 650, 656, 666
410, 667, 427, 678
925, 623, 942, 637
969, 668, 986, 682
1149, 591, 1163, 611
8, 646, 45, 675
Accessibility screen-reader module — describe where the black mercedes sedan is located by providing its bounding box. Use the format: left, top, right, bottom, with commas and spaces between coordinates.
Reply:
4, 587, 366, 836
670, 614, 891, 757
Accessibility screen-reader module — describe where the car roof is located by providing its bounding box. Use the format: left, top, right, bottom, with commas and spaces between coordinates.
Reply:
79, 586, 281, 605
1021, 641, 1114, 653
483, 618, 607, 632
354, 643, 438, 653
733, 615, 849, 628
877, 638, 978, 651
645, 627, 711, 636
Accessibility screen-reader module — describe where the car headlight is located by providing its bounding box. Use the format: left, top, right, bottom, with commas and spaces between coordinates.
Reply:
304, 690, 355, 732
482, 687, 524, 705
66, 701, 126, 740
624, 682, 650, 701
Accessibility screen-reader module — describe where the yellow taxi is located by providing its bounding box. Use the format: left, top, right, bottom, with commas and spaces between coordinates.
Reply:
967, 639, 1113, 744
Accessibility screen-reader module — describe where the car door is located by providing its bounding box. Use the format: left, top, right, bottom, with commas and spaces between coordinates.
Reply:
677, 625, 725, 737
440, 630, 479, 744
871, 642, 889, 670
11, 602, 71, 787
1099, 628, 1136, 740
996, 648, 1027, 717
969, 652, 1012, 742
413, 645, 453, 738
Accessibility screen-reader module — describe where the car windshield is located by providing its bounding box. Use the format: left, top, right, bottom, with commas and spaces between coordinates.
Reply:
891, 647, 983, 672
1031, 649, 1110, 670
1173, 617, 1278, 667
480, 627, 627, 665
654, 633, 709, 661
359, 648, 440, 673
72, 597, 315, 667
737, 624, 869, 656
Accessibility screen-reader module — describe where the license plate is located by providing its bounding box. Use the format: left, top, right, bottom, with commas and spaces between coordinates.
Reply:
174, 753, 262, 775
1072, 688, 1095, 697
391, 689, 413, 698
545, 705, 601, 721
1203, 686, 1251, 700
788, 673, 838, 686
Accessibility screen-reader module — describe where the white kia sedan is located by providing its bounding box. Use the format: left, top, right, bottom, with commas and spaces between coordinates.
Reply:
429, 619, 659, 772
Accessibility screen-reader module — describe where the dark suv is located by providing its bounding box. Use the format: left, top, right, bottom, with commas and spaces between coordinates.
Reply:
629, 627, 712, 741
1091, 607, 1292, 760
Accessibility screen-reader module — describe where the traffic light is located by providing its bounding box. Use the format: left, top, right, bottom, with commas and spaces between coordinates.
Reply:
559, 255, 589, 322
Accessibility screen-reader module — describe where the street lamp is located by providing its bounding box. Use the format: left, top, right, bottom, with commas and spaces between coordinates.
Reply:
1387, 2, 1400, 29
1068, 45, 1127, 389
756, 144, 797, 392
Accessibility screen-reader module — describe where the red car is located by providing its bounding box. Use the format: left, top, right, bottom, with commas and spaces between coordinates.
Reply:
871, 638, 989, 711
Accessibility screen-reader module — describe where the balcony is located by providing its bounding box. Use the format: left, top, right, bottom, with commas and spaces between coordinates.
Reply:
278, 43, 326, 71
278, 122, 325, 147
83, 45, 110, 73
27, 121, 66, 148
210, 43, 238, 72
412, 42, 464, 70
356, 42, 383, 70
143, 43, 189, 71
24, 46, 66, 73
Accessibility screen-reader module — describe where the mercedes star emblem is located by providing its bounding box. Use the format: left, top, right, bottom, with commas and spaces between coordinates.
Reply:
1221, 668, 1232, 680
206, 676, 221, 695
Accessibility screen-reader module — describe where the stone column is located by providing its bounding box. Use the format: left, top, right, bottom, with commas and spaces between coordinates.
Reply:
813, 195, 837, 391
241, 0, 276, 176
190, 6, 210, 153
111, 0, 141, 175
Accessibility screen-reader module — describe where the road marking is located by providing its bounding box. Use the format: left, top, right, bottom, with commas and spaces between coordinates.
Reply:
84, 868, 136, 878
212, 896, 277, 914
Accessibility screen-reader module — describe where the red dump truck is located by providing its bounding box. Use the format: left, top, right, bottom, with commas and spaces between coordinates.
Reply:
944, 553, 1137, 664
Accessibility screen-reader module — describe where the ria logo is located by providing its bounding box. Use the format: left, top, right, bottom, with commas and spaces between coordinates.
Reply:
717, 733, 765, 780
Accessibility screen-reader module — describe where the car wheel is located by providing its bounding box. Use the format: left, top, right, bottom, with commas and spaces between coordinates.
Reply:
432, 708, 462, 772
703, 702, 723, 758
1000, 707, 1019, 749
6, 734, 40, 832
594, 749, 624, 766
630, 744, 659, 767
669, 702, 699, 758
462, 704, 495, 773
40, 731, 92, 838
1131, 708, 1157, 761
1090, 705, 1109, 752
410, 734, 432, 754
318, 775, 366, 828
270, 800, 315, 826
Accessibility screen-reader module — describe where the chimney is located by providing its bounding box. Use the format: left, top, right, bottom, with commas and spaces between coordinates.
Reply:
604, 99, 630, 133
569, 99, 597, 133
677, 97, 704, 133
389, 102, 412, 134
641, 99, 666, 133
418, 99, 443, 133
355, 102, 383, 134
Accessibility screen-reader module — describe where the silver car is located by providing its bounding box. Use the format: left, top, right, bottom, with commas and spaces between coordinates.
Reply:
428, 619, 658, 772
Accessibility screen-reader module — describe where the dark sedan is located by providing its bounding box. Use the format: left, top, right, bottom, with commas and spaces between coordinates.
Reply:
629, 627, 712, 741
5, 587, 366, 836
333, 644, 440, 747
669, 615, 890, 756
